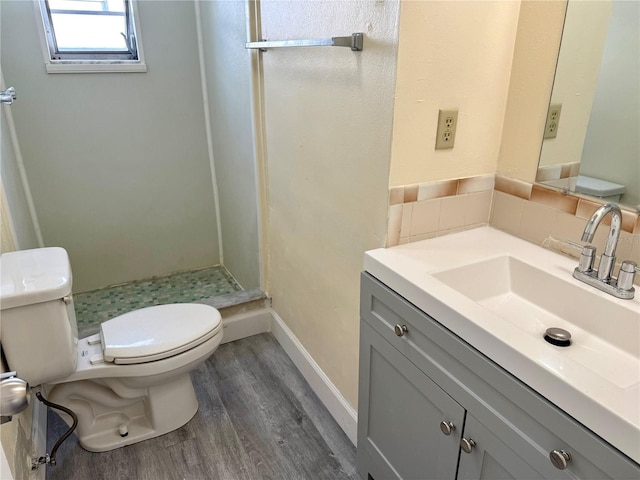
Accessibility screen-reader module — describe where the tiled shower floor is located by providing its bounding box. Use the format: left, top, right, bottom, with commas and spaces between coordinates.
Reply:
73, 266, 242, 335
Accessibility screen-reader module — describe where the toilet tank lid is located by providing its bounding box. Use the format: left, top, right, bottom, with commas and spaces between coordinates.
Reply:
0, 247, 72, 310
575, 175, 626, 197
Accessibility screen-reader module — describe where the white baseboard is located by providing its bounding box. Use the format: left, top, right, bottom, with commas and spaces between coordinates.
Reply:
221, 309, 271, 344
269, 309, 358, 446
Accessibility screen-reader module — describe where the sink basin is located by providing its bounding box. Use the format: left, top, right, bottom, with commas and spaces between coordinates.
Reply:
433, 255, 639, 389
364, 226, 640, 462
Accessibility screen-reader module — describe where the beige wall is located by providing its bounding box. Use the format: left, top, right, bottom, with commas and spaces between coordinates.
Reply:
260, 0, 537, 411
497, 0, 567, 182
389, 0, 520, 187
260, 0, 400, 408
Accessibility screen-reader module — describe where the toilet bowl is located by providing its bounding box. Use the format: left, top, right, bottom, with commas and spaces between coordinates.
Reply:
0, 247, 223, 452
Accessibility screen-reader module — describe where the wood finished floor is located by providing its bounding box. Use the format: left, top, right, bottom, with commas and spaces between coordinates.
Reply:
45, 333, 359, 480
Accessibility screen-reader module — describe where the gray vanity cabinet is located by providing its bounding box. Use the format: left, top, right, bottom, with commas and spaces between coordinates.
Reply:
358, 321, 547, 480
455, 413, 546, 480
357, 320, 465, 479
358, 273, 640, 480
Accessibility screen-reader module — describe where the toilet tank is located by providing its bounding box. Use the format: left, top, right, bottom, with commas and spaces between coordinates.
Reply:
0, 248, 78, 386
575, 175, 626, 203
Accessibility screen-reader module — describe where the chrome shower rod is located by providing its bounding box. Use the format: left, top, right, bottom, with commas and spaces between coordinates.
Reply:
245, 33, 363, 52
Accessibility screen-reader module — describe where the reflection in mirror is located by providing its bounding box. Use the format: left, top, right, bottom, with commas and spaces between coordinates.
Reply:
536, 0, 639, 210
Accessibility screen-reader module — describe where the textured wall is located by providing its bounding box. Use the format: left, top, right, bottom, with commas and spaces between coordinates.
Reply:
261, 0, 400, 408
389, 0, 520, 187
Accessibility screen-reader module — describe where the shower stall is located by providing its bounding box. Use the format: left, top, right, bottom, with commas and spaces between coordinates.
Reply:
0, 0, 263, 333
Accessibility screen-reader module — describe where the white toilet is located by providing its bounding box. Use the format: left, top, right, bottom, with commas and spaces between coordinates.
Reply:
0, 247, 223, 452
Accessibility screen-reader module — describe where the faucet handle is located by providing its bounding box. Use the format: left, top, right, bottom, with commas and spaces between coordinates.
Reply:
565, 240, 584, 250
577, 245, 596, 273
617, 261, 638, 291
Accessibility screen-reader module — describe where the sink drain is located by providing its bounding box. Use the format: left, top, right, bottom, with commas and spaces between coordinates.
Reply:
544, 327, 572, 347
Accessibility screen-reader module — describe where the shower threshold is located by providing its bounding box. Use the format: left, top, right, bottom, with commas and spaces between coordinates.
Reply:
73, 266, 266, 338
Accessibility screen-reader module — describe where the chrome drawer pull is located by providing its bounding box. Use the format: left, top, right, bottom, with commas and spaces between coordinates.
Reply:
394, 324, 408, 337
550, 449, 572, 470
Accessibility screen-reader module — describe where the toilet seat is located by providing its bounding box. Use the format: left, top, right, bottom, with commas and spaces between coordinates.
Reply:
100, 304, 222, 365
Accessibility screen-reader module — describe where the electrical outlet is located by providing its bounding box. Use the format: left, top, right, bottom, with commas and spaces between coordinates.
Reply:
435, 109, 458, 150
544, 103, 562, 139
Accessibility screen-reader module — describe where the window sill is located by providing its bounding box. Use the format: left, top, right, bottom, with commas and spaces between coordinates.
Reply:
45, 61, 147, 74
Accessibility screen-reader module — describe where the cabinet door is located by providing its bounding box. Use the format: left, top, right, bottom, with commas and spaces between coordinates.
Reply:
358, 322, 465, 480
458, 414, 552, 480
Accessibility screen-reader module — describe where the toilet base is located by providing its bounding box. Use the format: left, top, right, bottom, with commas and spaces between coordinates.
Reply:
47, 373, 199, 452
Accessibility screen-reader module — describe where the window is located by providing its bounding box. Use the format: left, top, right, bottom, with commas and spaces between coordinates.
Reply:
38, 0, 146, 73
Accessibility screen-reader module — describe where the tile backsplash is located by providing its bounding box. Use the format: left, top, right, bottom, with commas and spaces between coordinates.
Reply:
386, 174, 495, 247
490, 175, 639, 283
386, 174, 640, 285
536, 161, 580, 182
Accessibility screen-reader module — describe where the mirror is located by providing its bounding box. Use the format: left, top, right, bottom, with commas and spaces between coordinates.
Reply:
536, 0, 639, 209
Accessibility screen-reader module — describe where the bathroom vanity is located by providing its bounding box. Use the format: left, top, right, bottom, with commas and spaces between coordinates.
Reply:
357, 227, 640, 480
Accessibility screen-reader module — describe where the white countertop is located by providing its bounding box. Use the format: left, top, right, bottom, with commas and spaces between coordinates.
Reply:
364, 226, 640, 462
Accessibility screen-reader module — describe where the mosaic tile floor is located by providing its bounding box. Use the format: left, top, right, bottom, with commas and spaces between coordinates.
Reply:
73, 266, 242, 333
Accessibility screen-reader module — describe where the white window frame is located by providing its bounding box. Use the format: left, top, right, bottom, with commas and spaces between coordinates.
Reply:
36, 0, 147, 74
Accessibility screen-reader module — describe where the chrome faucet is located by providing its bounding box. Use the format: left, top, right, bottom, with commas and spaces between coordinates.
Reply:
581, 203, 621, 281
573, 203, 636, 299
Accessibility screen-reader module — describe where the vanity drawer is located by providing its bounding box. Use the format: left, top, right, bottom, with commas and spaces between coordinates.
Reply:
360, 272, 438, 361
360, 272, 640, 479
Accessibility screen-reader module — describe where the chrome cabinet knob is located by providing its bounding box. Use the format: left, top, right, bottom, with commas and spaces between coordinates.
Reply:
439, 421, 455, 436
460, 438, 476, 453
394, 324, 408, 337
549, 449, 572, 470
